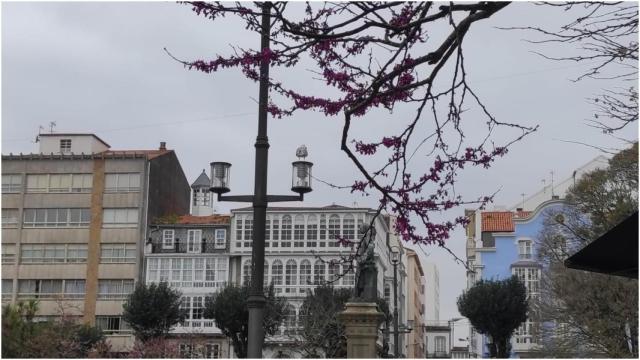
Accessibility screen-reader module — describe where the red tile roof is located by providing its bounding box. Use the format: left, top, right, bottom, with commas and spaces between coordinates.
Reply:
481, 212, 514, 232
177, 215, 230, 225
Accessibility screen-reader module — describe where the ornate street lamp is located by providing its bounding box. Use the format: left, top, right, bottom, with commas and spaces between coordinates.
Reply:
209, 146, 312, 358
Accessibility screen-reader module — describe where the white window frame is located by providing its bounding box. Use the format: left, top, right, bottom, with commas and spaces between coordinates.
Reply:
102, 208, 139, 228
104, 173, 141, 193
60, 139, 72, 153
518, 239, 533, 260
2, 174, 22, 193
214, 229, 226, 249
100, 243, 136, 263
163, 230, 175, 249
187, 230, 202, 254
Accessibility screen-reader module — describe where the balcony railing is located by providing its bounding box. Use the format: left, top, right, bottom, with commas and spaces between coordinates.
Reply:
149, 240, 223, 254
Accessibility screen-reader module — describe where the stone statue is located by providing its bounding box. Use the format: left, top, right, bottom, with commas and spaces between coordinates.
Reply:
354, 225, 378, 302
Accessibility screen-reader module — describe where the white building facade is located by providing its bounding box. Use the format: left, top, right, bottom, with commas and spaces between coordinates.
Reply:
229, 205, 407, 358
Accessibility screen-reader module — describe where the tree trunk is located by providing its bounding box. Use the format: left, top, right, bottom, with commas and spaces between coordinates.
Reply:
496, 337, 510, 358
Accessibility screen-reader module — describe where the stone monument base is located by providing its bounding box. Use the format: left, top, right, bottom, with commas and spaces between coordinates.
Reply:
338, 302, 384, 358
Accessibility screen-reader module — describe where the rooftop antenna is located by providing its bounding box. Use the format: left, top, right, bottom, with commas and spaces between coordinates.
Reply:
49, 121, 56, 133
34, 125, 45, 143
520, 193, 526, 209
550, 171, 555, 197
541, 179, 546, 194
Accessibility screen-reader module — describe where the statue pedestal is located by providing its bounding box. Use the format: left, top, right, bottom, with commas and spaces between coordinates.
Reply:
338, 302, 384, 358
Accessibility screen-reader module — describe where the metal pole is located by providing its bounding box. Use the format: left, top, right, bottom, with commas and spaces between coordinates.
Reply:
393, 262, 399, 358
247, 2, 271, 358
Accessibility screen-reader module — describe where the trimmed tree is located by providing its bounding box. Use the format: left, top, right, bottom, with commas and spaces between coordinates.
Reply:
205, 283, 286, 358
457, 276, 528, 358
122, 282, 185, 342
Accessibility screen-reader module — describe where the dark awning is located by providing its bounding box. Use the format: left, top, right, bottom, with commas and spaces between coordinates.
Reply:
565, 211, 638, 279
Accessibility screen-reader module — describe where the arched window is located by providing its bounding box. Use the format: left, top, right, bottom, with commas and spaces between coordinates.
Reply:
343, 214, 355, 241
328, 215, 340, 247
243, 259, 251, 285
281, 216, 292, 247
272, 260, 283, 293
343, 263, 355, 286
314, 260, 325, 284
299, 260, 312, 290
328, 261, 341, 284
293, 215, 305, 248
306, 215, 318, 248
263, 260, 269, 287
272, 217, 280, 247
285, 259, 297, 293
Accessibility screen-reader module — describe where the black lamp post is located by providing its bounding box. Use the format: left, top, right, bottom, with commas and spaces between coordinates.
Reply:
390, 245, 401, 357
208, 4, 313, 357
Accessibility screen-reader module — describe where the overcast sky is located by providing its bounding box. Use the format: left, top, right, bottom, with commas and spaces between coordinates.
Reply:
2, 2, 637, 338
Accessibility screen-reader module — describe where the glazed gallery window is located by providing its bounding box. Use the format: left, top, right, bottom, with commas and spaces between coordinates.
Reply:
147, 257, 227, 289
104, 173, 141, 193
187, 230, 202, 253
214, 229, 226, 249
23, 208, 90, 227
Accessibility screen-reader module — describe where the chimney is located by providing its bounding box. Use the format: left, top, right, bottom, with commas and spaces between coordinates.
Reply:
551, 195, 560, 200
516, 207, 523, 212
159, 142, 166, 150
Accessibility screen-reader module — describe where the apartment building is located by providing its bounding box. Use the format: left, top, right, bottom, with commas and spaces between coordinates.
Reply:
405, 249, 425, 358
228, 205, 407, 357
144, 170, 231, 358
1, 133, 190, 352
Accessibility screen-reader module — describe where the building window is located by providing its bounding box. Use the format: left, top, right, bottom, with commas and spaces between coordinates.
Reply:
59, 139, 72, 153
299, 260, 312, 289
20, 244, 87, 264
328, 215, 340, 247
272, 218, 280, 247
328, 262, 340, 284
102, 208, 138, 227
163, 230, 175, 249
242, 260, 251, 285
235, 218, 243, 244
25, 174, 92, 193
244, 217, 253, 248
319, 215, 326, 247
214, 229, 226, 249
314, 260, 325, 284
204, 344, 221, 359
2, 174, 22, 193
17, 279, 63, 299
293, 215, 305, 247
2, 209, 19, 227
2, 244, 15, 264
147, 257, 227, 289
343, 263, 355, 286
104, 173, 141, 193
100, 244, 136, 263
435, 336, 447, 353
63, 279, 86, 299
271, 260, 283, 293
281, 215, 292, 247
97, 279, 134, 300
343, 214, 355, 241
23, 208, 90, 228
285, 260, 297, 293
95, 316, 131, 335
2, 279, 13, 300
518, 239, 533, 260
264, 218, 271, 245
187, 230, 202, 253
306, 215, 317, 248
282, 304, 296, 334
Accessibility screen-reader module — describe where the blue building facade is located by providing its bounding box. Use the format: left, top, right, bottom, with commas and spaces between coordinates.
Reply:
465, 200, 565, 358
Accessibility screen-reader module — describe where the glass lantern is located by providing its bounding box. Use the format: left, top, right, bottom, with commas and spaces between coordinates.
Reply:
210, 162, 231, 194
291, 161, 313, 194
390, 246, 400, 265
